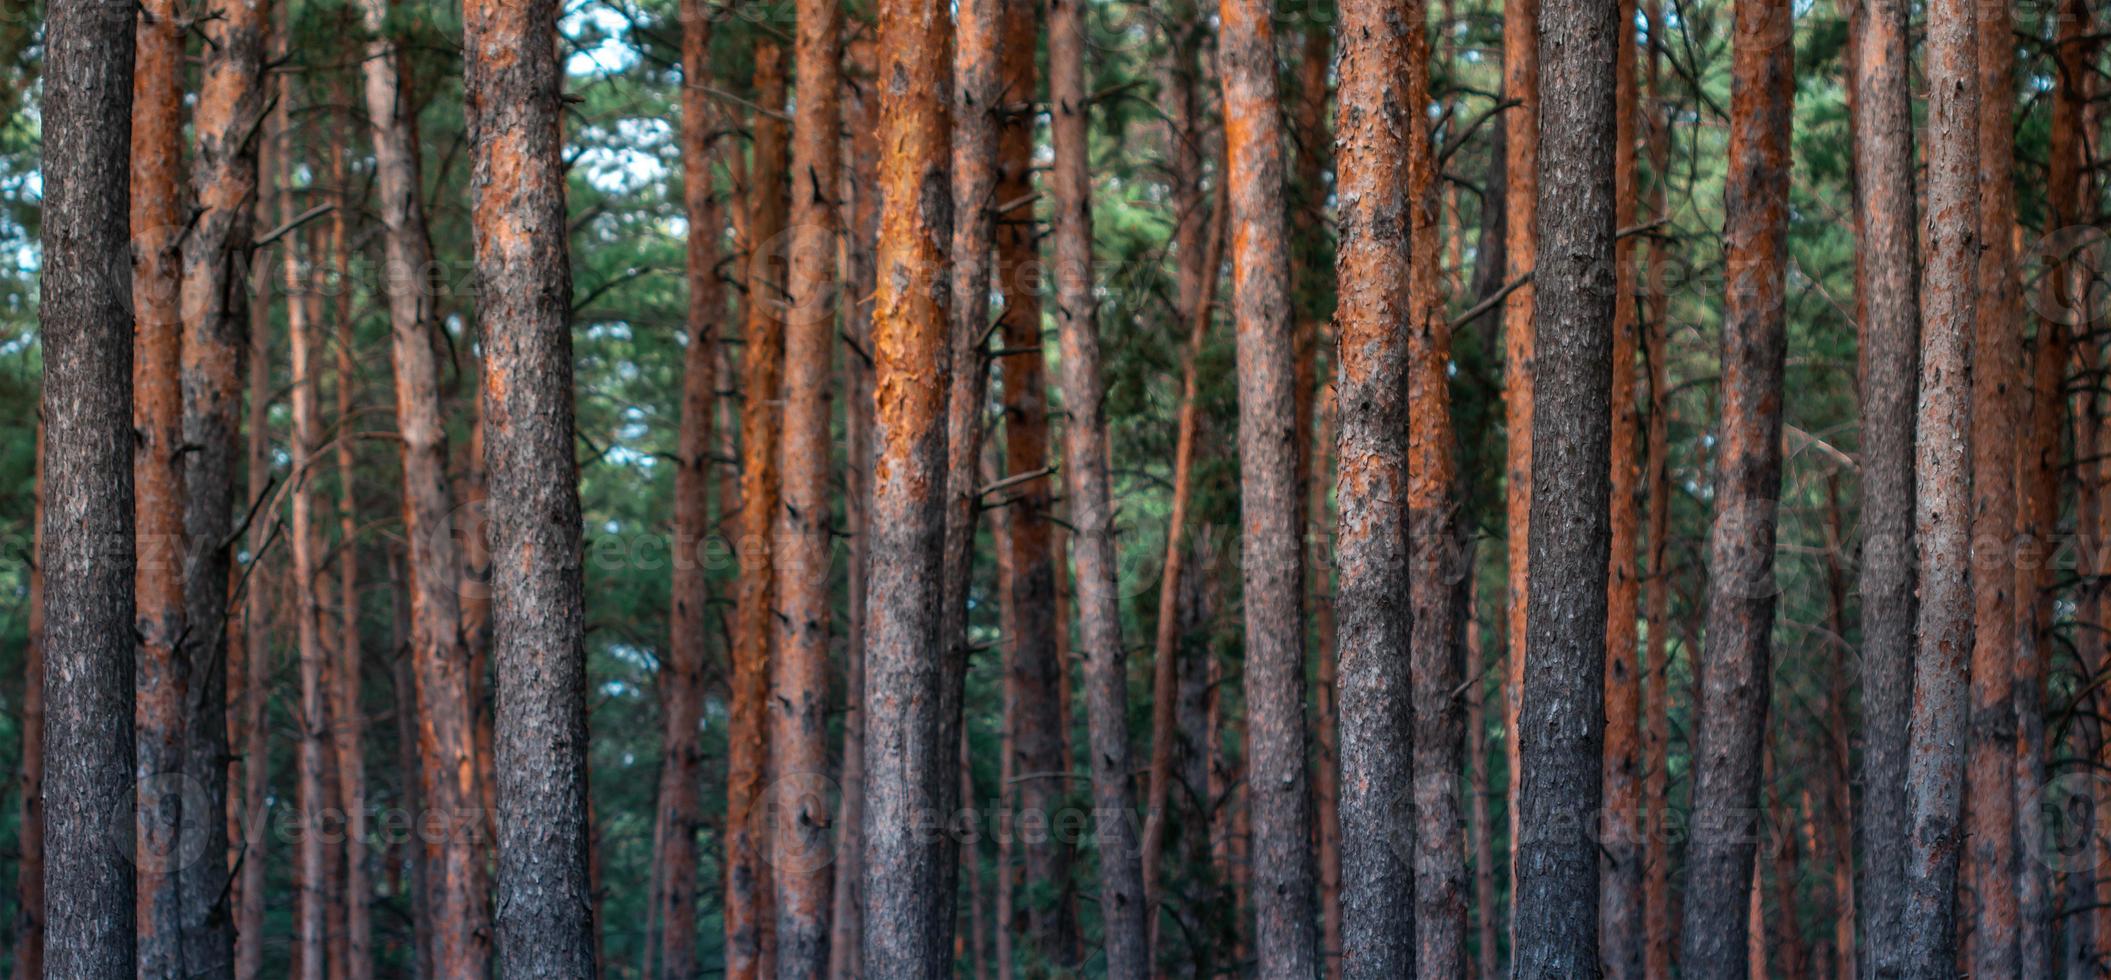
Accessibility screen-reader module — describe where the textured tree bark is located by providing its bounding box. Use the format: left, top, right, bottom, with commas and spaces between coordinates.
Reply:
178, 0, 267, 966
1598, 3, 1642, 975
1849, 0, 1919, 966
1900, 0, 1978, 969
12, 423, 45, 980
234, 171, 275, 980
1469, 619, 1501, 980
284, 198, 330, 980
1499, 0, 1538, 935
1638, 4, 1673, 975
328, 100, 374, 980
770, 0, 844, 967
354, 0, 489, 970
1512, 0, 1616, 972
1964, 0, 2019, 972
1217, 0, 1321, 971
41, 0, 140, 973
461, 0, 597, 972
828, 38, 880, 977
131, 0, 189, 968
860, 0, 954, 968
726, 24, 788, 976
1678, 0, 1791, 973
658, 2, 719, 973
1047, 1, 1150, 970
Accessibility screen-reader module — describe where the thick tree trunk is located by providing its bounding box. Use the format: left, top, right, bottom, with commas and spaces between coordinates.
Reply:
1678, 0, 1791, 973
726, 26, 788, 977
1499, 0, 1539, 931
461, 0, 597, 972
1512, 0, 1617, 972
1849, 0, 1919, 966
770, 0, 844, 968
1047, 1, 1149, 970
12, 424, 45, 980
178, 0, 267, 966
329, 105, 374, 980
1900, 0, 1978, 969
131, 0, 189, 968
1964, 0, 2019, 972
1598, 3, 1642, 974
285, 203, 330, 980
860, 0, 954, 968
40, 0, 140, 973
658, 2, 719, 973
1217, 0, 1320, 970
1639, 3, 1674, 975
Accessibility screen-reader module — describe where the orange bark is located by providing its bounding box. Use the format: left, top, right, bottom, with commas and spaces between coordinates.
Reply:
1499, 0, 1538, 933
1639, 4, 1674, 976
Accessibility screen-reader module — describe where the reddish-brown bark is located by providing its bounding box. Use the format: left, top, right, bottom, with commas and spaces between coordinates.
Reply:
13, 423, 45, 980
1900, 0, 1978, 968
1598, 3, 1642, 975
1965, 0, 2020, 971
727, 27, 788, 977
860, 0, 954, 966
131, 0, 189, 967
1679, 0, 1791, 971
1499, 0, 1538, 926
658, 1, 719, 972
234, 164, 275, 980
284, 199, 330, 980
1218, 0, 1320, 968
328, 99, 373, 980
1639, 4, 1674, 975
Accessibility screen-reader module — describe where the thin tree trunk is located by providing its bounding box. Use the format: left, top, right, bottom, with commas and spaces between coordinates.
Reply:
1218, 0, 1320, 969
1598, 2, 1643, 974
1965, 0, 2019, 970
329, 98, 373, 980
1678, 0, 1791, 973
12, 423, 45, 980
179, 0, 267, 965
771, 0, 843, 966
1850, 0, 1919, 964
285, 200, 331, 980
1499, 0, 1539, 940
1639, 2, 1674, 975
354, 0, 488, 969
860, 0, 956, 965
1469, 617, 1500, 980
1512, 0, 1617, 972
234, 168, 276, 980
727, 23, 788, 976
659, 2, 719, 973
41, 4, 139, 974
1899, 0, 1978, 968
131, 0, 189, 966
462, 0, 597, 971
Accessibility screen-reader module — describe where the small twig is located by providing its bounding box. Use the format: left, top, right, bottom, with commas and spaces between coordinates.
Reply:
689, 83, 790, 124
253, 203, 336, 249
979, 465, 1056, 499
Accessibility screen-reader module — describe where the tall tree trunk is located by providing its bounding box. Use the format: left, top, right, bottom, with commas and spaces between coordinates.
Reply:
1965, 0, 2019, 971
179, 0, 267, 966
131, 0, 189, 968
462, 0, 597, 971
1047, 1, 1149, 970
41, 1, 139, 974
771, 0, 844, 967
828, 36, 880, 977
1639, 2, 1674, 975
329, 100, 373, 980
1499, 0, 1539, 936
1900, 0, 1978, 968
659, 2, 720, 973
234, 165, 276, 980
1850, 0, 1919, 964
285, 201, 331, 980
860, 0, 954, 967
12, 423, 45, 980
1678, 0, 1791, 973
1512, 0, 1616, 971
355, 0, 489, 969
1217, 0, 1320, 970
1598, 2, 1643, 974
727, 24, 788, 976
1469, 617, 1501, 980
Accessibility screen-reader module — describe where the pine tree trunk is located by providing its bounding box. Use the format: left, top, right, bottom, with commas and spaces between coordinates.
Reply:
131, 0, 189, 967
860, 0, 954, 967
727, 25, 788, 976
1678, 0, 1791, 973
1499, 0, 1539, 932
1639, 4, 1674, 975
41, 2, 139, 974
1218, 0, 1320, 970
12, 422, 46, 980
1047, 1, 1149, 970
462, 0, 597, 971
329, 101, 373, 980
1964, 0, 2019, 971
1513, 0, 1617, 971
234, 174, 275, 980
1849, 0, 1919, 964
1899, 0, 1978, 970
285, 203, 331, 980
1598, 2, 1643, 974
1469, 619, 1501, 980
658, 2, 719, 973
